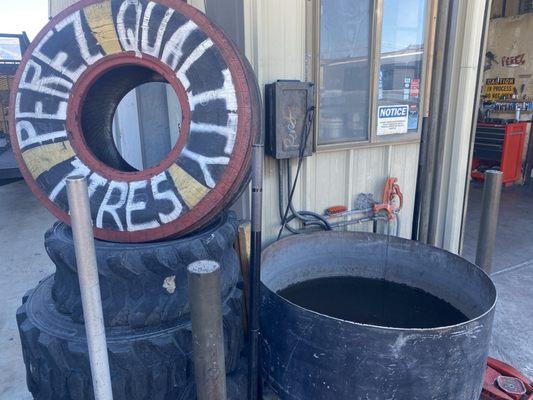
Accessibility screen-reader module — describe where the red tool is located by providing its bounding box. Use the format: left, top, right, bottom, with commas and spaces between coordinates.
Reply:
326, 205, 349, 215
481, 357, 533, 400
373, 178, 403, 220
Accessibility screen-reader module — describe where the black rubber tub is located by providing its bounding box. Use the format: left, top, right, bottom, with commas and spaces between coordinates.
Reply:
260, 232, 497, 400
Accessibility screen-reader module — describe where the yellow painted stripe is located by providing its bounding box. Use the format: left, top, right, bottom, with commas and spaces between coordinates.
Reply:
84, 1, 122, 55
168, 164, 210, 208
22, 142, 75, 179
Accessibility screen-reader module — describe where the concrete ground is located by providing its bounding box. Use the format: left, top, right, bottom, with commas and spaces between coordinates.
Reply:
0, 181, 55, 400
462, 182, 533, 379
0, 180, 531, 399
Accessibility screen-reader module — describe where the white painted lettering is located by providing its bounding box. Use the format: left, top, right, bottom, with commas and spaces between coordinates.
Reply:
33, 12, 103, 81
117, 0, 143, 56
87, 173, 108, 198
181, 149, 229, 188
97, 181, 128, 231
56, 12, 103, 65
151, 172, 183, 223
15, 93, 67, 121
187, 69, 237, 112
19, 59, 72, 99
161, 20, 197, 70
126, 181, 160, 231
49, 158, 91, 201
176, 39, 213, 90
190, 112, 238, 155
16, 121, 67, 151
141, 2, 174, 57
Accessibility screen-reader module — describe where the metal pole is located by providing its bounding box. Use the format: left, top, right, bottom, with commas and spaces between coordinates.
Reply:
188, 260, 227, 400
66, 176, 113, 400
475, 170, 503, 274
417, 0, 452, 243
248, 144, 263, 400
427, 0, 460, 246
458, 0, 493, 254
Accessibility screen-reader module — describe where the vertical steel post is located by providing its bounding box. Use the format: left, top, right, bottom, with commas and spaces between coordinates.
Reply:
475, 170, 503, 274
188, 260, 227, 400
248, 144, 264, 400
417, 0, 454, 244
66, 176, 113, 400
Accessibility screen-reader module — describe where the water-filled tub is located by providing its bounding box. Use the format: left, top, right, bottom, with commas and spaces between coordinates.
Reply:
260, 232, 497, 400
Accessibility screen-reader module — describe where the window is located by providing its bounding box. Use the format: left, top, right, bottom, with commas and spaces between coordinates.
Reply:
317, 0, 372, 145
519, 0, 533, 14
0, 36, 23, 62
376, 0, 427, 137
316, 0, 428, 147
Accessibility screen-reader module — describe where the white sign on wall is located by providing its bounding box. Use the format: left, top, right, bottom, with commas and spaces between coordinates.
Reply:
377, 105, 409, 136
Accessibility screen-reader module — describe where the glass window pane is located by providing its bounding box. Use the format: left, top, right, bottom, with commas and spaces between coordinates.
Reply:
318, 0, 372, 144
377, 0, 427, 137
0, 37, 22, 61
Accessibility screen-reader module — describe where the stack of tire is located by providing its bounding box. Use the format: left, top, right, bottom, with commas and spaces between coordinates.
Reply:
10, 0, 260, 399
18, 213, 246, 399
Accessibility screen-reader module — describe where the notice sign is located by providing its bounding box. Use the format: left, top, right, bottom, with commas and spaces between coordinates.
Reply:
377, 105, 409, 136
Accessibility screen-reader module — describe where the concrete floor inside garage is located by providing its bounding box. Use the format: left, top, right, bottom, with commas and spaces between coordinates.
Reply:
0, 180, 55, 400
0, 179, 531, 399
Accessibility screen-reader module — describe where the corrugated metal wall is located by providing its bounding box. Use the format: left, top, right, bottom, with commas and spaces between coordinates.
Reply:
242, 0, 420, 242
48, 0, 421, 243
49, 0, 78, 17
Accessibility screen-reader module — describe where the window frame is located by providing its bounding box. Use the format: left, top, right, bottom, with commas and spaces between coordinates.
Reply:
519, 0, 533, 14
308, 0, 432, 151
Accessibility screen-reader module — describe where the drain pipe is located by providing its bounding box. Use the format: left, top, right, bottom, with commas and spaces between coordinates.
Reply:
188, 260, 227, 400
475, 170, 503, 274
248, 143, 264, 400
66, 176, 113, 400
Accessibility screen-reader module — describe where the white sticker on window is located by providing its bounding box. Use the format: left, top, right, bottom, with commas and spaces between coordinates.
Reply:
377, 105, 409, 136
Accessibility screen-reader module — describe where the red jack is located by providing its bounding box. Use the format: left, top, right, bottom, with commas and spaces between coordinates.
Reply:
481, 357, 533, 400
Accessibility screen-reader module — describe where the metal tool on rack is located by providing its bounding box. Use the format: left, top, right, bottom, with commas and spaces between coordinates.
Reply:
323, 178, 403, 235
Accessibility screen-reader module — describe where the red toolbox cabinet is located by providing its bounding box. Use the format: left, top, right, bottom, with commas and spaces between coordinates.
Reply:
471, 122, 528, 185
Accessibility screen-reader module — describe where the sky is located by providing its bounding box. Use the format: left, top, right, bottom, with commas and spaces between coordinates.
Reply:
0, 0, 49, 40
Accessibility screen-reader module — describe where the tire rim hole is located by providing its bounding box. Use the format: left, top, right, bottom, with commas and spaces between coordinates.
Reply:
80, 65, 183, 172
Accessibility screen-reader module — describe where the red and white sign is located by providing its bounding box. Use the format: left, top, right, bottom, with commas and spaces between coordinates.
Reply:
410, 79, 420, 98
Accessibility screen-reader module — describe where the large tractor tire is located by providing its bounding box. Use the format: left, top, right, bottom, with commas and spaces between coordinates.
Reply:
9, 0, 261, 243
17, 276, 244, 400
47, 211, 240, 328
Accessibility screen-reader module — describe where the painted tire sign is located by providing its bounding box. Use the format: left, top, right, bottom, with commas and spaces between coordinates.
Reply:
9, 0, 260, 242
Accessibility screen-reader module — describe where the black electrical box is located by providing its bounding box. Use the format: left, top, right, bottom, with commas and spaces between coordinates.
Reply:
265, 80, 315, 159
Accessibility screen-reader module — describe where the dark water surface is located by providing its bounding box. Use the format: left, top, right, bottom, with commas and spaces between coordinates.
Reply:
278, 276, 469, 329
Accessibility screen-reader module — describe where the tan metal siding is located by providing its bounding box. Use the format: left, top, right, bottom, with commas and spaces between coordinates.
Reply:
243, 0, 420, 242
49, 0, 78, 17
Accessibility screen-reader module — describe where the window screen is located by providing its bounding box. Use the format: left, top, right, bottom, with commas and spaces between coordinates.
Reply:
318, 0, 372, 144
